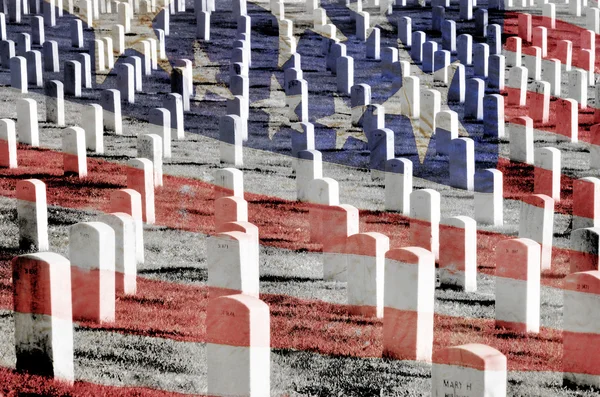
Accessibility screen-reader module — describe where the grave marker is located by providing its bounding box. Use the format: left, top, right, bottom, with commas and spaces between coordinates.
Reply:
206, 295, 270, 397
13, 252, 74, 384
519, 194, 554, 271
69, 222, 115, 323
439, 216, 477, 292
384, 247, 435, 361
495, 238, 541, 333
347, 233, 389, 318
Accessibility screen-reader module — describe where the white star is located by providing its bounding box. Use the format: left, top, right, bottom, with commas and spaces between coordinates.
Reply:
316, 94, 366, 150
192, 40, 233, 101
251, 74, 288, 140
88, 5, 171, 84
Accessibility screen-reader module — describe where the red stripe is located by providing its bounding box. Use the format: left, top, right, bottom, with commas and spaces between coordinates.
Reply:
0, 366, 194, 396
0, 249, 570, 372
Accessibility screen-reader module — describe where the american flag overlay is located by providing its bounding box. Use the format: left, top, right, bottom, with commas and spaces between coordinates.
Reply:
1, 0, 600, 395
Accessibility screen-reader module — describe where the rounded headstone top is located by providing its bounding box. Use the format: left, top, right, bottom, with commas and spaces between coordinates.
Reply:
206, 294, 270, 347
346, 232, 390, 256
16, 179, 46, 202
564, 270, 600, 294
521, 193, 554, 208
433, 343, 507, 371
386, 246, 434, 264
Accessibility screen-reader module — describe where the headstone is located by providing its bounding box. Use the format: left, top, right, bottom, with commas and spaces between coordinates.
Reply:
0, 117, 15, 170
532, 26, 547, 57
483, 94, 505, 139
44, 80, 64, 126
25, 50, 42, 88
336, 56, 353, 95
557, 40, 572, 71
12, 252, 74, 384
287, 79, 308, 123
110, 189, 144, 265
62, 127, 87, 178
568, 69, 587, 108
529, 81, 550, 124
369, 128, 394, 179
509, 117, 533, 164
495, 238, 541, 333
518, 13, 532, 42
505, 36, 521, 67
214, 168, 244, 200
164, 93, 184, 140
100, 89, 122, 135
459, 0, 472, 20
410, 31, 425, 63
207, 231, 258, 299
465, 78, 484, 120
434, 110, 458, 156
508, 66, 527, 107
307, 177, 339, 244
0, 39, 15, 70
571, 228, 600, 273
410, 189, 440, 260
366, 27, 380, 60
16, 98, 38, 146
433, 50, 450, 83
64, 60, 81, 97
127, 158, 155, 224
347, 232, 389, 318
206, 295, 270, 397
10, 56, 26, 93
421, 41, 438, 73
432, 344, 507, 396
475, 8, 488, 37
488, 55, 505, 91
219, 115, 243, 167
457, 34, 472, 65
149, 108, 171, 158
214, 196, 248, 230
385, 158, 412, 215
439, 216, 477, 292
296, 150, 322, 202
449, 138, 475, 191
383, 247, 435, 361
117, 63, 134, 104
137, 134, 163, 187
398, 16, 411, 48
69, 222, 115, 323
351, 83, 371, 127
83, 104, 103, 154
524, 46, 541, 81
474, 169, 503, 226
563, 271, 600, 388
76, 53, 92, 89
573, 177, 600, 229
519, 194, 554, 271
441, 20, 456, 53
124, 56, 142, 92
16, 33, 30, 56
534, 147, 561, 202
322, 204, 359, 281
419, 88, 440, 139
543, 3, 556, 29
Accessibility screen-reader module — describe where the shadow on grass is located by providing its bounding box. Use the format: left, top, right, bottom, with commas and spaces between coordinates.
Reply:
260, 274, 320, 283
436, 297, 495, 307
138, 267, 208, 282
